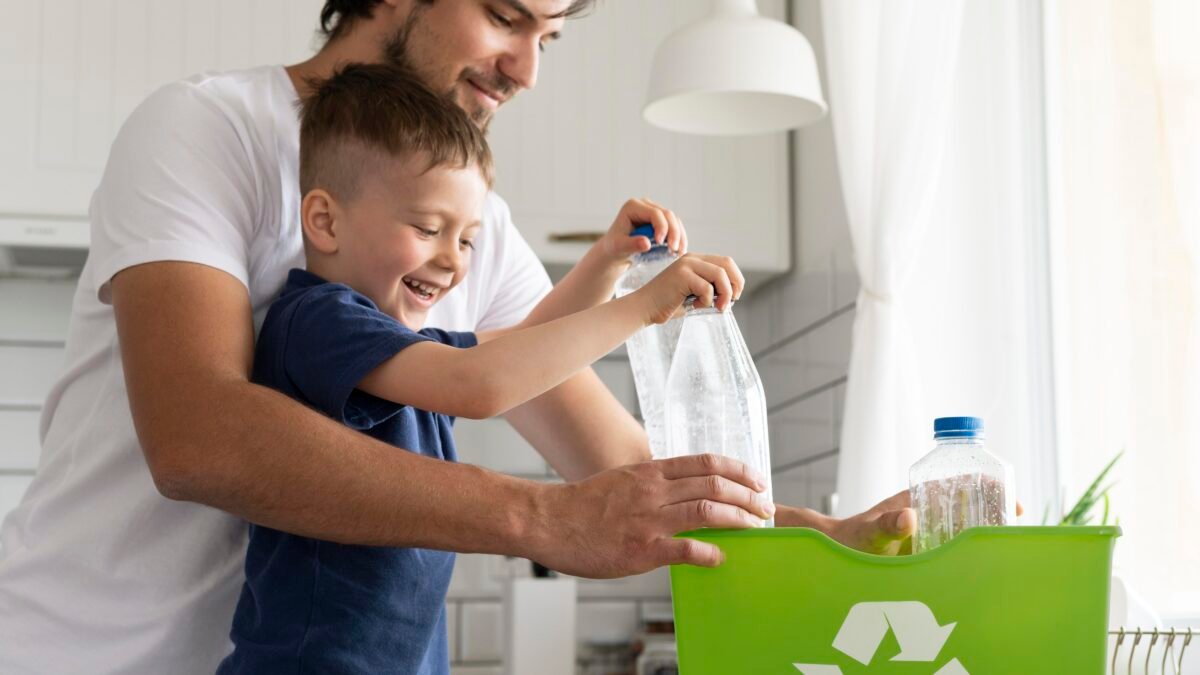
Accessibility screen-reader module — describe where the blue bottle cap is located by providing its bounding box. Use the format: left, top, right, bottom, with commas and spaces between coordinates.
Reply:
630, 223, 656, 239
630, 223, 669, 253
934, 416, 984, 439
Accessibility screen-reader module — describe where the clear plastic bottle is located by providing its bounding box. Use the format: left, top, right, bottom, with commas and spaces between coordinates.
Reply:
909, 416, 1016, 553
663, 300, 774, 527
615, 224, 680, 458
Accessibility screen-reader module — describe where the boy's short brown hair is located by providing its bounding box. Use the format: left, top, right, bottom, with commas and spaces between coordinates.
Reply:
299, 63, 493, 204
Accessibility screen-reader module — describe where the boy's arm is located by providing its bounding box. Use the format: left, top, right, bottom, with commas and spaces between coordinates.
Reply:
361, 295, 646, 420
112, 261, 771, 574
358, 254, 740, 420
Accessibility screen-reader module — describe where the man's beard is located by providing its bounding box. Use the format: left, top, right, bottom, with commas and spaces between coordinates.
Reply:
381, 6, 517, 130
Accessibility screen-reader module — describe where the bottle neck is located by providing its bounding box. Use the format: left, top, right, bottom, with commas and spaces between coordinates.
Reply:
684, 301, 736, 317
934, 436, 985, 446
635, 245, 673, 263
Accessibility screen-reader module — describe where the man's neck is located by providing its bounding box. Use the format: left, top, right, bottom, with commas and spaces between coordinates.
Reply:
286, 33, 384, 100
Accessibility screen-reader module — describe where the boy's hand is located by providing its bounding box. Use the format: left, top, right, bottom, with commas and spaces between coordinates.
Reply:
596, 198, 688, 265
633, 253, 745, 325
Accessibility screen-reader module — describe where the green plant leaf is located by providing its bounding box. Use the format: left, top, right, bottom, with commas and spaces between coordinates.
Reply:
1058, 451, 1122, 526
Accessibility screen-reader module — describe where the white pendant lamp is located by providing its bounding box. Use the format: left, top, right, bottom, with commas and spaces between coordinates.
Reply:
643, 0, 827, 136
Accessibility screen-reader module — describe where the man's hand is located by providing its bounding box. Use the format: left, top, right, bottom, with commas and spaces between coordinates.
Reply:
528, 454, 774, 578
776, 490, 1026, 556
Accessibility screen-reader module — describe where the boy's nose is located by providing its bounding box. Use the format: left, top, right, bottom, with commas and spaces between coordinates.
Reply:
434, 242, 465, 273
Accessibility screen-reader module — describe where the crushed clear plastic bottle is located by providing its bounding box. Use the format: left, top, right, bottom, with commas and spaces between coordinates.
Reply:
615, 224, 680, 458
909, 416, 1016, 553
663, 300, 773, 527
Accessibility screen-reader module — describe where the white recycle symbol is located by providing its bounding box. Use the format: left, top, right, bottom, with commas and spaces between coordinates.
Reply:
793, 601, 968, 674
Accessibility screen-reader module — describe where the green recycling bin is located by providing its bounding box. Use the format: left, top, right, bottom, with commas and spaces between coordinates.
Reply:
669, 526, 1120, 674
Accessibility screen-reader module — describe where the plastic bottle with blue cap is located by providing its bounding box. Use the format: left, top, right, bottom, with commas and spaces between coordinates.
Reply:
614, 223, 680, 458
663, 297, 774, 527
909, 416, 1016, 552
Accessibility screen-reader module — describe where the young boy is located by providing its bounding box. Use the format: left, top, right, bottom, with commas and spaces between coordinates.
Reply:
215, 64, 749, 674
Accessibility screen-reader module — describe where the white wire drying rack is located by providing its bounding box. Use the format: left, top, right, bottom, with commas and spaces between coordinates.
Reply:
1109, 627, 1196, 674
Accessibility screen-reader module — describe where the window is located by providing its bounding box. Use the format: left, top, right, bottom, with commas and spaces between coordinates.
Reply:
1045, 0, 1200, 619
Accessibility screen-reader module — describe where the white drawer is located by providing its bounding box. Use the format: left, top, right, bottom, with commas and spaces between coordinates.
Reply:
0, 409, 41, 470
0, 474, 33, 520
458, 601, 503, 662
0, 345, 64, 404
0, 278, 76, 342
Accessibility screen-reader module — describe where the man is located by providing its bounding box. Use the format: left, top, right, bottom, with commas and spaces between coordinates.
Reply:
0, 1, 915, 672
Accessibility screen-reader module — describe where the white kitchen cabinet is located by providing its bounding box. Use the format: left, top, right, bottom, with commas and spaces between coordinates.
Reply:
0, 1, 792, 289
487, 0, 792, 290
0, 0, 325, 239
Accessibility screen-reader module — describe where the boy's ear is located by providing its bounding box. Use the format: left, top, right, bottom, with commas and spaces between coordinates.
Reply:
301, 189, 339, 255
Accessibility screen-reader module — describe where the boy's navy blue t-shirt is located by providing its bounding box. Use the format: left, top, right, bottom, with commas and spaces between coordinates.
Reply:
218, 268, 477, 675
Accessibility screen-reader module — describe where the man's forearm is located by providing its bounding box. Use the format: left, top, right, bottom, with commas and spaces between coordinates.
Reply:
521, 246, 623, 327
148, 376, 552, 555
505, 366, 651, 481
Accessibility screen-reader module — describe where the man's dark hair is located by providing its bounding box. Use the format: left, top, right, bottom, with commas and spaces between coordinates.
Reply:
320, 0, 597, 41
299, 64, 493, 203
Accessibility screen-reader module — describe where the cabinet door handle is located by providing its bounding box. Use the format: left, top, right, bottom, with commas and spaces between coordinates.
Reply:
23, 225, 58, 237
548, 231, 604, 243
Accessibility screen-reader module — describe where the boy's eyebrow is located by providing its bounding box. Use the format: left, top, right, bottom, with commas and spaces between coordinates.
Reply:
404, 207, 484, 231
406, 206, 446, 216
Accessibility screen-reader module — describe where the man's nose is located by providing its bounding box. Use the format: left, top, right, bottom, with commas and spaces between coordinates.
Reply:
498, 37, 540, 91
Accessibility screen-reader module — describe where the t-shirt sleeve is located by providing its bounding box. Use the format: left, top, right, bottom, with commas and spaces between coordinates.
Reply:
473, 194, 553, 332
418, 328, 479, 350
88, 80, 261, 304
282, 286, 475, 429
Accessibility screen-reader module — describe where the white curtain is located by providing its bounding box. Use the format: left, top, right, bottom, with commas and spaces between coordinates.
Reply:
822, 0, 1057, 518
821, 0, 967, 517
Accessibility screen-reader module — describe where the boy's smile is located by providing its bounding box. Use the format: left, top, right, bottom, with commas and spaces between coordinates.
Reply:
401, 275, 446, 305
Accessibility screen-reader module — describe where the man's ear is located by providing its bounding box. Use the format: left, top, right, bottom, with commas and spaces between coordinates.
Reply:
301, 189, 340, 255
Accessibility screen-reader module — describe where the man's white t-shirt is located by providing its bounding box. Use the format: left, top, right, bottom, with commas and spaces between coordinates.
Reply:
0, 65, 552, 674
